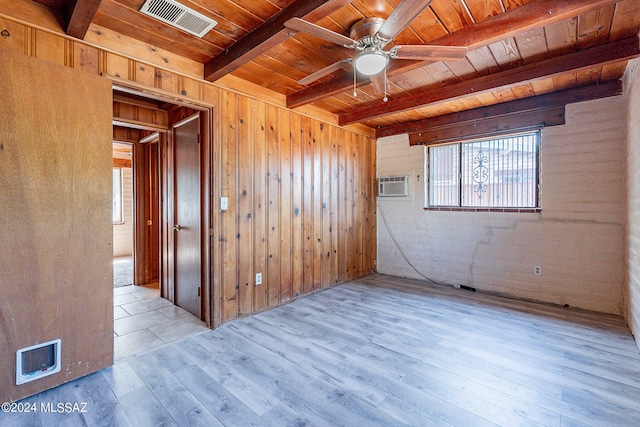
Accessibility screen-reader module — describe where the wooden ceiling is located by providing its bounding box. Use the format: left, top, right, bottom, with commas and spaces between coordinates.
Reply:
40, 0, 640, 134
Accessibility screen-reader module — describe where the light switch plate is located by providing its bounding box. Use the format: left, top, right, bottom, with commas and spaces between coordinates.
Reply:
220, 197, 229, 211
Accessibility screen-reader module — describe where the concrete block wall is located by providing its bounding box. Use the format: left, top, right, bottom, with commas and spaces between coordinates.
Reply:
625, 57, 640, 344
377, 96, 625, 314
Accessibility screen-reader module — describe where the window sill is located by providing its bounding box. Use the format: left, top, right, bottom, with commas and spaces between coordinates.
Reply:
424, 207, 541, 213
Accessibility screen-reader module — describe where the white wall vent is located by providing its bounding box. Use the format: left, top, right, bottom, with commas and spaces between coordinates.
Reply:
378, 176, 409, 197
140, 0, 217, 38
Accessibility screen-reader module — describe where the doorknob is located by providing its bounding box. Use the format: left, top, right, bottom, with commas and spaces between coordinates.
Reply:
173, 224, 182, 231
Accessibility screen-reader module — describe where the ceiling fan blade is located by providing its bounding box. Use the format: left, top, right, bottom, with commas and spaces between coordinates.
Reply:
370, 72, 386, 95
376, 0, 434, 41
285, 18, 355, 47
390, 45, 468, 61
298, 58, 353, 85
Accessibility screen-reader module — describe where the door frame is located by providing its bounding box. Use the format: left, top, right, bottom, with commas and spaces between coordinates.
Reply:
112, 82, 214, 328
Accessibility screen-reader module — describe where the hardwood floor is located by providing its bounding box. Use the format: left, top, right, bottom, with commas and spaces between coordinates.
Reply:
4, 274, 640, 426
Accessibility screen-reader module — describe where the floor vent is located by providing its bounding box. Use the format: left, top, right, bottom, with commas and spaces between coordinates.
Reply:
378, 176, 409, 197
140, 0, 217, 38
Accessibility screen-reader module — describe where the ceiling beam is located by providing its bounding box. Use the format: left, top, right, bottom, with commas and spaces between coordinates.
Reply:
286, 0, 621, 109
204, 0, 354, 82
387, 80, 623, 139
388, 80, 622, 143
65, 0, 102, 39
341, 36, 639, 127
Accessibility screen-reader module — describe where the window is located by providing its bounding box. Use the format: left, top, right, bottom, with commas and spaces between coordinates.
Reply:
113, 168, 124, 223
427, 132, 539, 209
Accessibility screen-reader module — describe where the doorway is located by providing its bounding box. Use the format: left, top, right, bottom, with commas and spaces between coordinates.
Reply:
111, 88, 212, 325
112, 142, 134, 288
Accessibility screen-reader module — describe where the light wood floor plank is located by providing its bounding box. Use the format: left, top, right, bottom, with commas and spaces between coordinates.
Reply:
5, 273, 640, 426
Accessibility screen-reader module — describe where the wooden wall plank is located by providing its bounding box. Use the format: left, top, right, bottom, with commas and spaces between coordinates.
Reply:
237, 96, 254, 315
252, 99, 268, 312
329, 126, 341, 284
279, 108, 293, 302
321, 123, 332, 288
266, 104, 281, 307
313, 121, 323, 290
221, 91, 239, 323
302, 115, 314, 295
290, 113, 304, 299
337, 128, 348, 283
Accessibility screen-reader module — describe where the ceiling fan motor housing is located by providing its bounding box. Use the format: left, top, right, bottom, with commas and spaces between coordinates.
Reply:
350, 17, 387, 47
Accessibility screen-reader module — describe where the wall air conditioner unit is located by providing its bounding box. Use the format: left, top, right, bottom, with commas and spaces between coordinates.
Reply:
378, 176, 409, 197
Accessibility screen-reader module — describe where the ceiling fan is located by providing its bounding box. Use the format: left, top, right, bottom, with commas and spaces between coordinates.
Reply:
285, 0, 468, 100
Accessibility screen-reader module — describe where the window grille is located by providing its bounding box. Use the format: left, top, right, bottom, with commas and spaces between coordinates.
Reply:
428, 132, 539, 209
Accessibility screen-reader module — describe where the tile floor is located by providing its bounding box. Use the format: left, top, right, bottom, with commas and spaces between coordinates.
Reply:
113, 285, 208, 361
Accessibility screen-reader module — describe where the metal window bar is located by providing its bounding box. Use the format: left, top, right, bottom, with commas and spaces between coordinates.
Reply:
428, 132, 538, 208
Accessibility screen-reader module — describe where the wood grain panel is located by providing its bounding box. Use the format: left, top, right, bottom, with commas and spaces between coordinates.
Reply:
237, 95, 254, 315
221, 91, 239, 323
279, 108, 293, 302
0, 49, 113, 402
313, 120, 323, 290
252, 99, 268, 312
266, 104, 281, 307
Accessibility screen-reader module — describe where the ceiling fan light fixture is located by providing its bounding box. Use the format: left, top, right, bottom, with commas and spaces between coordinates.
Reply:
354, 49, 388, 76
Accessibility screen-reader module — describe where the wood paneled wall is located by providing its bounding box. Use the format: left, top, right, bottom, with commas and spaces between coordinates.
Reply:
214, 92, 376, 324
0, 13, 377, 328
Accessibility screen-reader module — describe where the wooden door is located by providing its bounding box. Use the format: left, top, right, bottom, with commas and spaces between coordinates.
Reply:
173, 115, 202, 317
0, 49, 113, 402
133, 139, 160, 286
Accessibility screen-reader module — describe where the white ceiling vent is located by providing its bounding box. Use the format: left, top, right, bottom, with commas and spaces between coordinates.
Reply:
140, 0, 217, 38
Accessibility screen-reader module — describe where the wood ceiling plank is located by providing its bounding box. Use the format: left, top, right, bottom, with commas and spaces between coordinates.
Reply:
325, 4, 365, 33
66, 0, 102, 39
514, 26, 549, 64
401, 66, 440, 88
600, 61, 628, 80
91, 11, 215, 62
510, 83, 536, 98
465, 45, 501, 75
529, 77, 555, 95
609, 0, 640, 39
96, 1, 223, 58
577, 5, 615, 48
204, 0, 354, 82
392, 3, 450, 43
424, 61, 460, 84
501, 0, 535, 10
338, 36, 639, 125
487, 37, 523, 70
462, 0, 505, 23
430, 0, 475, 33
576, 67, 603, 85
444, 57, 481, 81
544, 17, 578, 55
286, 0, 621, 109
113, 0, 243, 44
377, 79, 622, 138
229, 0, 284, 21
551, 71, 577, 90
